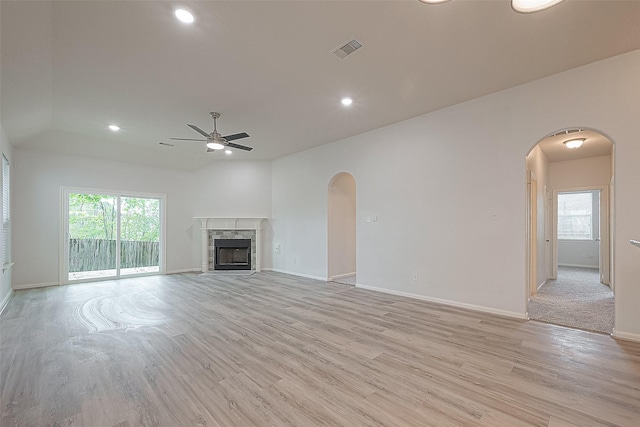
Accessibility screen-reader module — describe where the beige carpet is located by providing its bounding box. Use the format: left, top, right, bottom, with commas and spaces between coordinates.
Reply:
528, 266, 614, 334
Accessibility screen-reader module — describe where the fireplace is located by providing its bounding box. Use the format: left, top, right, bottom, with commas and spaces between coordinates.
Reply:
196, 217, 266, 273
214, 239, 252, 270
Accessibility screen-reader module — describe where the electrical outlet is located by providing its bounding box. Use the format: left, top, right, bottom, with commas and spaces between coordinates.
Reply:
293, 258, 297, 264
177, 256, 181, 261
412, 273, 418, 281
275, 243, 281, 254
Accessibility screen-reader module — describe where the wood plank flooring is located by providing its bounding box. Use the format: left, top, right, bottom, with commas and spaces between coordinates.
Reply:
1, 272, 639, 426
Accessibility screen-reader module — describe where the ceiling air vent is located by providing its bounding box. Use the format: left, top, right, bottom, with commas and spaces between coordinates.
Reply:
550, 129, 583, 138
332, 38, 363, 59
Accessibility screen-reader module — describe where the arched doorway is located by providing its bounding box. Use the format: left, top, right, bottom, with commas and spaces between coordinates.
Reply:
328, 172, 356, 285
525, 128, 614, 334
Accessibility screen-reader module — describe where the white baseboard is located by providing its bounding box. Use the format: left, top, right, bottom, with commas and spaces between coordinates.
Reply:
558, 263, 598, 269
329, 272, 356, 281
12, 281, 59, 290
166, 268, 201, 274
0, 289, 13, 315
265, 268, 327, 282
612, 329, 640, 343
356, 284, 527, 320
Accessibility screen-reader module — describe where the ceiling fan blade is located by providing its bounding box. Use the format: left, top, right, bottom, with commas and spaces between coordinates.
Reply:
170, 137, 207, 141
188, 124, 211, 138
223, 132, 249, 142
227, 142, 253, 151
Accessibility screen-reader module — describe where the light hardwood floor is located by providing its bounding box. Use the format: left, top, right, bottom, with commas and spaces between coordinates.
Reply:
1, 272, 639, 426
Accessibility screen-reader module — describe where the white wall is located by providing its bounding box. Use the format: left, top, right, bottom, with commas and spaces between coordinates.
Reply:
328, 173, 356, 279
12, 149, 195, 287
192, 161, 273, 270
11, 149, 273, 288
272, 50, 640, 339
550, 155, 612, 189
0, 125, 13, 311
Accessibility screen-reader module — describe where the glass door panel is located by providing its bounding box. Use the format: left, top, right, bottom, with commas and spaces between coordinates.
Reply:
120, 197, 160, 276
68, 193, 118, 281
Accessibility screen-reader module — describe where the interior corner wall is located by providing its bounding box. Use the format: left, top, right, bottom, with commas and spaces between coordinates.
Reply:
0, 124, 14, 309
11, 149, 274, 288
271, 49, 640, 336
191, 161, 273, 270
12, 148, 196, 287
526, 145, 551, 286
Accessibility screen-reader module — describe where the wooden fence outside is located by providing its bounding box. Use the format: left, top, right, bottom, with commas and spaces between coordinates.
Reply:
69, 238, 159, 272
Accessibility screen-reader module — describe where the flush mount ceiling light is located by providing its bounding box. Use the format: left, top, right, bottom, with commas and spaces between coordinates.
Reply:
564, 138, 585, 149
341, 97, 353, 106
174, 9, 194, 24
108, 124, 120, 131
511, 0, 565, 13
418, 0, 451, 4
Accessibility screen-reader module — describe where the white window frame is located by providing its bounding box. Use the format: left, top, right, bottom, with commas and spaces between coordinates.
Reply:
557, 191, 595, 241
60, 186, 167, 284
2, 155, 11, 272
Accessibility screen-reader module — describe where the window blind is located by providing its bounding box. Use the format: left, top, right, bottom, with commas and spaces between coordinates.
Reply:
2, 155, 10, 265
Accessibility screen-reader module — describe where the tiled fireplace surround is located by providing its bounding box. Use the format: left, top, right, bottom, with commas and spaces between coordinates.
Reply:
196, 218, 266, 272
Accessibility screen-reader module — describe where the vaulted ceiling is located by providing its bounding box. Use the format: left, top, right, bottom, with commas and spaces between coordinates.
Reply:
2, 1, 639, 171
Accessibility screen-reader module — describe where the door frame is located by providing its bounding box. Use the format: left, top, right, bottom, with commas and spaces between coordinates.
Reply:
552, 185, 610, 285
327, 172, 357, 282
526, 170, 538, 297
60, 186, 167, 285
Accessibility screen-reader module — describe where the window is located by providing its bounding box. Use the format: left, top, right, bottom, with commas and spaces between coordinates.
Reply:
2, 155, 9, 267
557, 191, 594, 240
63, 188, 164, 282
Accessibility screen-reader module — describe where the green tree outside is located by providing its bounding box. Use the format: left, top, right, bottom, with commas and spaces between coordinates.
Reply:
69, 194, 159, 242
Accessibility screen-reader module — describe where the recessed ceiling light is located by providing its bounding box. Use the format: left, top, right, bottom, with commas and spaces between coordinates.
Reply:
175, 9, 194, 24
564, 138, 585, 149
225, 150, 232, 155
108, 124, 120, 131
418, 0, 451, 4
511, 0, 565, 14
341, 97, 353, 106
207, 141, 224, 150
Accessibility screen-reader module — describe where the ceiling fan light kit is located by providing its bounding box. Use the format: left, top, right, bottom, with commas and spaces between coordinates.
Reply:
170, 112, 253, 153
418, 0, 565, 14
511, 0, 565, 13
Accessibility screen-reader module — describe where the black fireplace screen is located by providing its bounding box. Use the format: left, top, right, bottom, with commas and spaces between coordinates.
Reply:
214, 239, 251, 270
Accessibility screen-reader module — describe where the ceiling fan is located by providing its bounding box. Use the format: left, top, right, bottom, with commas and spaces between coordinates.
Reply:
171, 112, 252, 152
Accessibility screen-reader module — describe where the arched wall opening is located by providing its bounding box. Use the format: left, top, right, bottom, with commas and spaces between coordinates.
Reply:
525, 127, 614, 333
327, 172, 356, 283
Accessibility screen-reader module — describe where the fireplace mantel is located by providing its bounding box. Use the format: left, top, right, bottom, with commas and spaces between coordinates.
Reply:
195, 217, 267, 272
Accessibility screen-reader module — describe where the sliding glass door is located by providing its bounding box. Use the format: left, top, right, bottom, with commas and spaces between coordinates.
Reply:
63, 189, 164, 283
120, 197, 160, 276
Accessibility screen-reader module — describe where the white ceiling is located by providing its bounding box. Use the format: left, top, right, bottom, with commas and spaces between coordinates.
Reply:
2, 1, 639, 171
537, 129, 612, 163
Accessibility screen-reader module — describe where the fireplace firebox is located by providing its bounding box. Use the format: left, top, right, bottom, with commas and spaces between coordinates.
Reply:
214, 239, 252, 270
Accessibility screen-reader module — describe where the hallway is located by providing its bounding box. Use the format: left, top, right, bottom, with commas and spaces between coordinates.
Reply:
528, 266, 614, 334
